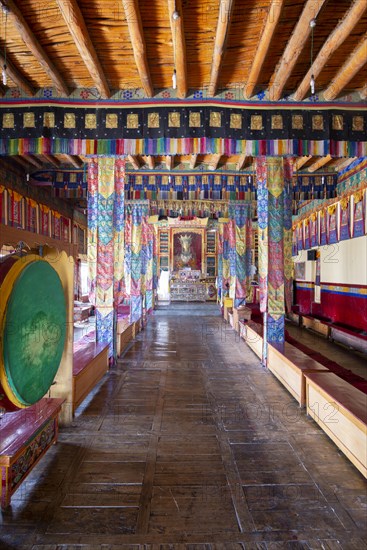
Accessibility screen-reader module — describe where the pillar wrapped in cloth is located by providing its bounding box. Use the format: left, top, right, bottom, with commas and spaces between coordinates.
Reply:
256, 156, 293, 360
88, 158, 125, 360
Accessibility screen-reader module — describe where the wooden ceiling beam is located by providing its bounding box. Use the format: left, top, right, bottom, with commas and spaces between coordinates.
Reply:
0, 52, 34, 96
128, 155, 141, 170
209, 154, 222, 171
294, 0, 367, 101
43, 154, 61, 168
143, 155, 155, 170
190, 154, 198, 170
324, 34, 367, 100
294, 156, 312, 171
0, 157, 24, 177
244, 0, 284, 99
26, 155, 43, 169
307, 155, 332, 173
208, 0, 235, 97
65, 154, 84, 169
0, 0, 69, 95
121, 0, 154, 97
333, 157, 357, 172
359, 82, 367, 99
236, 154, 248, 171
166, 155, 174, 171
13, 155, 32, 170
55, 0, 110, 98
270, 0, 327, 101
168, 0, 187, 99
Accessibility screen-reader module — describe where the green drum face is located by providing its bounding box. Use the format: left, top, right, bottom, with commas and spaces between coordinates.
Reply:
2, 260, 66, 407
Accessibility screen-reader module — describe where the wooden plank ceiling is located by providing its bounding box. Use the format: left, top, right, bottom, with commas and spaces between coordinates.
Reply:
0, 0, 365, 176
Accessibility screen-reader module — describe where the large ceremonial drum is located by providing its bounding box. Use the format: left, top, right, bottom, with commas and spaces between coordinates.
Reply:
0, 254, 67, 412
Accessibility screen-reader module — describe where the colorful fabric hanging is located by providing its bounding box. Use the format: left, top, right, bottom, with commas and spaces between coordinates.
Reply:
256, 156, 293, 352
8, 190, 22, 228
353, 190, 365, 238
25, 197, 38, 233
228, 202, 253, 307
327, 203, 338, 244
320, 210, 327, 246
283, 159, 293, 314
0, 185, 5, 224
339, 198, 350, 241
217, 223, 224, 302
39, 204, 50, 236
87, 157, 126, 359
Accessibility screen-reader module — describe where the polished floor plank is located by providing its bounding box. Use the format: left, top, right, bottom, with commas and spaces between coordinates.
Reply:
0, 304, 366, 549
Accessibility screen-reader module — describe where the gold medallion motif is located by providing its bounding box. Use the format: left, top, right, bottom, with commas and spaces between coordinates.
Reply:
3, 113, 14, 128
210, 111, 221, 127
127, 114, 139, 129
352, 116, 364, 131
23, 112, 35, 128
230, 113, 242, 129
64, 113, 76, 128
189, 112, 201, 127
312, 115, 324, 131
168, 112, 180, 127
251, 115, 263, 130
148, 112, 160, 128
271, 115, 283, 130
43, 112, 55, 128
85, 114, 96, 129
332, 114, 343, 130
292, 115, 303, 129
106, 113, 118, 129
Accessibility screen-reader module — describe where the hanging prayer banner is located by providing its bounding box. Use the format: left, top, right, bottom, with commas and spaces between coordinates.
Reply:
327, 203, 338, 244
353, 190, 365, 238
339, 198, 350, 241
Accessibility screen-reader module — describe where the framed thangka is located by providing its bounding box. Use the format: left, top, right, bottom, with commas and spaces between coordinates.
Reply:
353, 190, 366, 238
170, 228, 204, 273
339, 198, 350, 241
294, 262, 306, 281
327, 204, 338, 244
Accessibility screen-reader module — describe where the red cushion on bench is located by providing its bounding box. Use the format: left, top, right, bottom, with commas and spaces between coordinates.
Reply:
0, 398, 64, 458
73, 341, 109, 376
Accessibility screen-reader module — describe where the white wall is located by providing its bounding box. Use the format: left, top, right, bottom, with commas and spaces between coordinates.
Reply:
320, 235, 367, 286
293, 235, 367, 286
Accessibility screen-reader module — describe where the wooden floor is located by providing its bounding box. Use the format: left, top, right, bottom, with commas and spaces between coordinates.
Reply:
1, 304, 366, 549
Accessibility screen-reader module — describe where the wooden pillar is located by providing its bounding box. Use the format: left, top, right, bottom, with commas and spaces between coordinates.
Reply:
43, 247, 74, 426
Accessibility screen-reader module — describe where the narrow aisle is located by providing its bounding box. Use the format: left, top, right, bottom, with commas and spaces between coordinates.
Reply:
1, 305, 366, 549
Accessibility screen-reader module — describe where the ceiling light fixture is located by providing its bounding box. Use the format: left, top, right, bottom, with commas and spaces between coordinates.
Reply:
172, 69, 177, 90
309, 18, 316, 96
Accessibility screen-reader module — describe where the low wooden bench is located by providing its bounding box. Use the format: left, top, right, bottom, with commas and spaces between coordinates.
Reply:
305, 372, 367, 478
73, 341, 109, 413
329, 324, 367, 354
239, 320, 263, 359
117, 321, 134, 357
132, 319, 141, 337
301, 314, 331, 338
267, 343, 329, 407
0, 398, 64, 509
